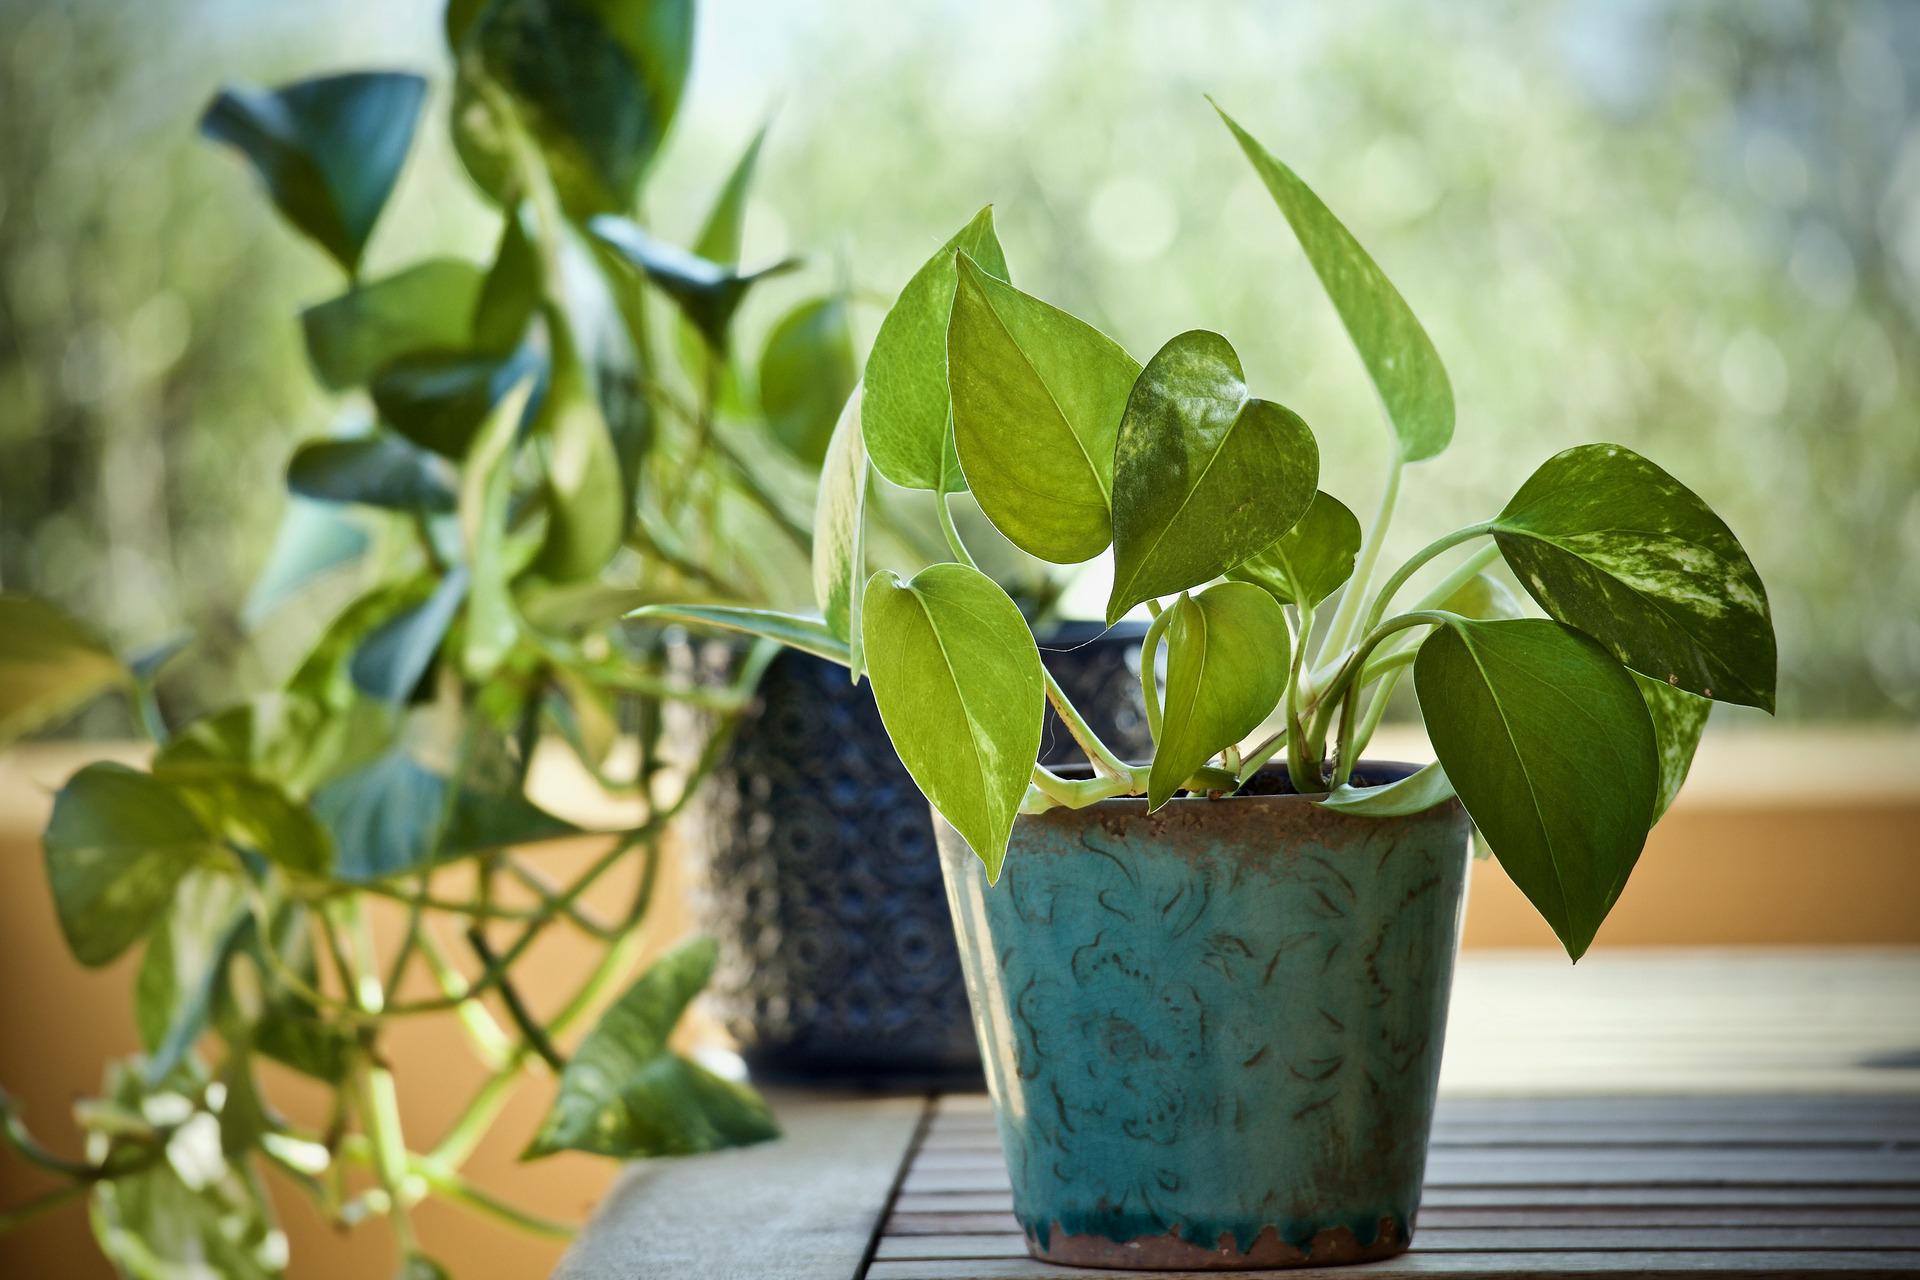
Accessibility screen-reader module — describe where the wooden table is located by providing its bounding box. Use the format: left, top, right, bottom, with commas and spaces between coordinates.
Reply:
554, 951, 1920, 1279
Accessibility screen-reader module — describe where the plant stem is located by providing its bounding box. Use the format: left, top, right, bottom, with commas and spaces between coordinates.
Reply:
1409, 541, 1501, 614
1237, 726, 1289, 782
0, 1181, 88, 1233
1361, 521, 1495, 639
1346, 665, 1406, 765
466, 928, 565, 1073
1138, 606, 1172, 745
935, 491, 977, 569
414, 927, 513, 1070
1044, 669, 1129, 779
1318, 456, 1402, 664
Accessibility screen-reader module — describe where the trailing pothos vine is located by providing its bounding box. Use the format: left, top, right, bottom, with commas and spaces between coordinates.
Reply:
642, 102, 1777, 965
0, 2, 865, 1276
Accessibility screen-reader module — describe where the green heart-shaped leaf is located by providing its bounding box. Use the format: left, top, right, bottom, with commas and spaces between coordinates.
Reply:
301, 260, 485, 390
1148, 583, 1289, 810
44, 764, 215, 967
1320, 760, 1456, 816
811, 386, 869, 678
1215, 103, 1453, 463
760, 296, 857, 467
1415, 616, 1658, 960
527, 937, 778, 1158
947, 254, 1139, 564
862, 563, 1045, 879
863, 207, 1008, 492
627, 604, 850, 668
0, 595, 128, 749
460, 378, 538, 679
350, 570, 467, 704
1107, 330, 1319, 623
1227, 490, 1361, 608
1637, 673, 1711, 822
287, 435, 458, 513
370, 345, 542, 459
1492, 444, 1776, 711
200, 72, 426, 274
452, 0, 694, 219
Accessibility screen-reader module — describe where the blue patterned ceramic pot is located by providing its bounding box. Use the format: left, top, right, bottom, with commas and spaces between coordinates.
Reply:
937, 762, 1470, 1269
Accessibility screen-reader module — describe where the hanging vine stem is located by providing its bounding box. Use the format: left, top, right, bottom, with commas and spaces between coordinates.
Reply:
1316, 456, 1402, 665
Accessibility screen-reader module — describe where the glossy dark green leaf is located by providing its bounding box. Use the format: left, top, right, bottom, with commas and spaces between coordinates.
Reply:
1492, 444, 1776, 711
862, 563, 1044, 879
811, 387, 868, 676
370, 345, 542, 459
1227, 490, 1361, 609
217, 1053, 270, 1161
1638, 674, 1711, 822
0, 594, 128, 748
760, 296, 857, 466
1319, 760, 1456, 816
627, 604, 851, 667
1148, 583, 1289, 809
947, 254, 1139, 564
1215, 103, 1453, 462
287, 435, 457, 513
44, 764, 215, 967
588, 216, 798, 351
350, 569, 468, 703
201, 72, 425, 274
473, 208, 542, 353
452, 0, 693, 218
168, 774, 333, 878
526, 937, 778, 1158
88, 1064, 283, 1280
1107, 330, 1319, 623
301, 260, 485, 390
1415, 616, 1658, 960
863, 208, 1008, 492
311, 746, 576, 883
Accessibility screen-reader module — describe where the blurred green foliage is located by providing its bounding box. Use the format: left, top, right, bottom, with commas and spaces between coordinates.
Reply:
3, 0, 1915, 718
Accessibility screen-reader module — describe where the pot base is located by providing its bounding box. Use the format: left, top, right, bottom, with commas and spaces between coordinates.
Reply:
1027, 1216, 1408, 1271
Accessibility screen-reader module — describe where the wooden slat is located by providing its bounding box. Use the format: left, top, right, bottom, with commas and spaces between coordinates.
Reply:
551, 1090, 926, 1280
866, 1252, 1920, 1278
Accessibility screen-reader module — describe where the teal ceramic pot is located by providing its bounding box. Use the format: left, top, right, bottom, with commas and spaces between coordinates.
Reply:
936, 763, 1470, 1270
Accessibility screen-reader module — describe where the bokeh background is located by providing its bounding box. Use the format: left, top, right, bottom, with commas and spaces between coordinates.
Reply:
3, 1, 1917, 1277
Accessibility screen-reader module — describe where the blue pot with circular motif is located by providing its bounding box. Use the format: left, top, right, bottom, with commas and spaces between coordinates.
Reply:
692, 623, 1151, 1085
936, 762, 1470, 1269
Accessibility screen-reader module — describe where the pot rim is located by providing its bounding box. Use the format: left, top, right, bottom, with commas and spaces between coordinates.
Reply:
1038, 758, 1440, 809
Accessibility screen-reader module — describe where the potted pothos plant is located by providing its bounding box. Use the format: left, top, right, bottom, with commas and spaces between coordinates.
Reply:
0, 2, 863, 1275
639, 102, 1775, 1271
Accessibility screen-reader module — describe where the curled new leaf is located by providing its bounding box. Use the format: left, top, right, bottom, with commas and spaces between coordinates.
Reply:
863, 207, 1008, 492
1107, 330, 1319, 623
627, 604, 851, 668
1215, 103, 1453, 462
811, 387, 869, 677
588, 215, 798, 352
1492, 444, 1776, 711
947, 253, 1139, 564
201, 72, 426, 274
862, 563, 1045, 879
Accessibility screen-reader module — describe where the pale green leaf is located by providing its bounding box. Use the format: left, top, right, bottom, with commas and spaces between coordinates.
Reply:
1148, 583, 1289, 810
861, 563, 1045, 878
44, 765, 215, 968
1320, 760, 1457, 816
811, 386, 869, 678
627, 604, 851, 667
760, 295, 857, 466
947, 253, 1139, 563
0, 595, 129, 748
526, 937, 778, 1158
863, 207, 1008, 492
461, 379, 538, 678
1215, 103, 1453, 462
1107, 330, 1319, 623
300, 259, 485, 390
